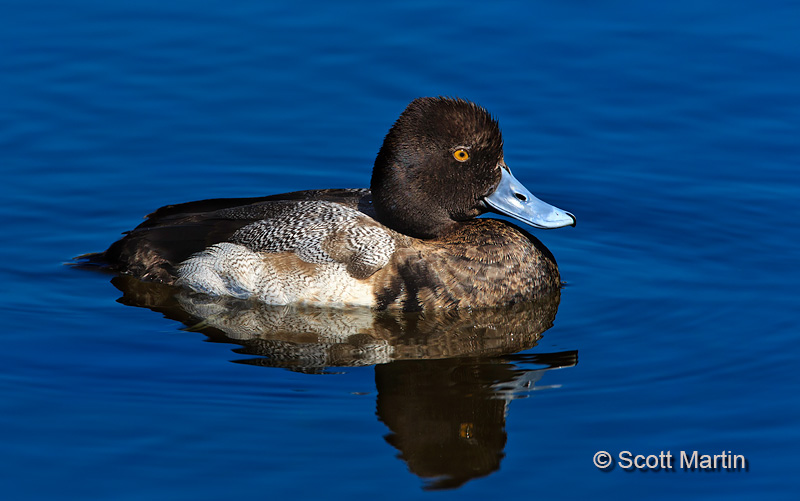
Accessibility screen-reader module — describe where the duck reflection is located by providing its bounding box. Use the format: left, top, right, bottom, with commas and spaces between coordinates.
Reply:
110, 275, 577, 489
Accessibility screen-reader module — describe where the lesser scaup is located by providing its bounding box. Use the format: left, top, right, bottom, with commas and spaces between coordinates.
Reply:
91, 97, 575, 311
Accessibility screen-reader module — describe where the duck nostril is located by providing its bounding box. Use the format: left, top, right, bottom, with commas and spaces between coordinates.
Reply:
514, 192, 527, 202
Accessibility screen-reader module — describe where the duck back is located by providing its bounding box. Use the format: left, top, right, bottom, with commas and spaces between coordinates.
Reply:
96, 189, 373, 283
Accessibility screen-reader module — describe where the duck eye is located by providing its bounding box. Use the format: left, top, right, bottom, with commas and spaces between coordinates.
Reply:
453, 149, 470, 162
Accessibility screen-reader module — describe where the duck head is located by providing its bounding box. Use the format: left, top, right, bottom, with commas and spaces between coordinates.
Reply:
370, 97, 576, 239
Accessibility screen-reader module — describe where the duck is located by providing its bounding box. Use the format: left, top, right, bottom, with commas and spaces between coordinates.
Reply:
91, 97, 576, 311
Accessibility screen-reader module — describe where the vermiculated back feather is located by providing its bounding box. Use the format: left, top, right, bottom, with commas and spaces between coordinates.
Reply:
175, 201, 396, 306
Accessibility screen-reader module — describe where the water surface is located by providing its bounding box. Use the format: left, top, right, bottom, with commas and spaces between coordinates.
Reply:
1, 0, 798, 498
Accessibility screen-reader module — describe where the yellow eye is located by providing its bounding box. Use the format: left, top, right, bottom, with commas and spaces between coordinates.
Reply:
453, 149, 469, 162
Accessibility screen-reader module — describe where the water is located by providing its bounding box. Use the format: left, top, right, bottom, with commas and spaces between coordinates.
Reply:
1, 0, 799, 498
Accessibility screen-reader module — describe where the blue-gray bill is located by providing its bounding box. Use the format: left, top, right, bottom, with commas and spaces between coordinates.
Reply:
483, 166, 576, 229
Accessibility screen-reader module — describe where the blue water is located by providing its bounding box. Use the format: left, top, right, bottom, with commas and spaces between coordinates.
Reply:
2, 0, 799, 498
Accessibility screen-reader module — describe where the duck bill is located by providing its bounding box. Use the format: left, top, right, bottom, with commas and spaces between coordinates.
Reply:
483, 166, 576, 229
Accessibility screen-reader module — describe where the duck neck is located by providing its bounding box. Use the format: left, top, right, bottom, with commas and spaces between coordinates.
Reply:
372, 190, 458, 239
370, 166, 458, 239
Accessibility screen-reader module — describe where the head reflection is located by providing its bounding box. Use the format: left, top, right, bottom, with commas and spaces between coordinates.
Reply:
376, 352, 576, 490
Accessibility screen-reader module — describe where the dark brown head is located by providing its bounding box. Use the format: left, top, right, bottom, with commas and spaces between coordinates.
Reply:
370, 97, 574, 239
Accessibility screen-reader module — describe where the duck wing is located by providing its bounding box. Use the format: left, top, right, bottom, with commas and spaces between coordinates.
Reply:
89, 189, 374, 283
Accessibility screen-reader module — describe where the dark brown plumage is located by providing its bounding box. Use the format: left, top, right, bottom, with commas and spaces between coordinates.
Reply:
373, 219, 560, 311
